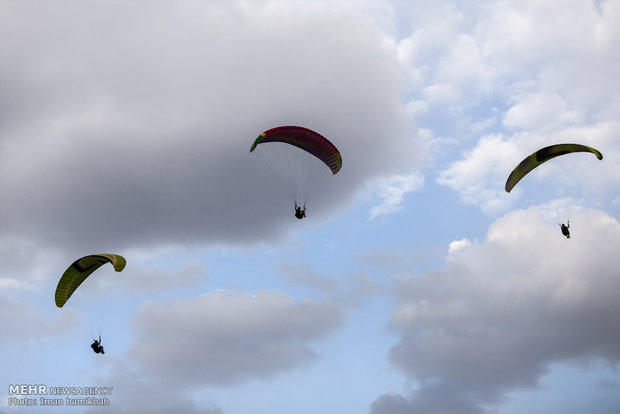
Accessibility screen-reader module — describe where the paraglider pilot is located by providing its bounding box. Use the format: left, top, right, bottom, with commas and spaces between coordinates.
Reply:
560, 221, 570, 239
294, 202, 306, 219
91, 335, 105, 354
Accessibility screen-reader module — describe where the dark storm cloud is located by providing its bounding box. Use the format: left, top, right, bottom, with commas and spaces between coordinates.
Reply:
0, 0, 417, 252
371, 207, 620, 414
369, 392, 413, 414
0, 292, 78, 343
128, 289, 343, 386
370, 386, 486, 414
84, 360, 224, 414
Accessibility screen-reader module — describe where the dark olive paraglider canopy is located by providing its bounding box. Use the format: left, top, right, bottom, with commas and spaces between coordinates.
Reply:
505, 143, 602, 193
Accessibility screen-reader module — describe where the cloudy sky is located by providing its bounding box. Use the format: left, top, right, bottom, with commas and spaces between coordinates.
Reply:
1, 0, 619, 413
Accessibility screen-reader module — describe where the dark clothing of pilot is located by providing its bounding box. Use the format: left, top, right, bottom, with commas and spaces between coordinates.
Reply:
91, 339, 105, 354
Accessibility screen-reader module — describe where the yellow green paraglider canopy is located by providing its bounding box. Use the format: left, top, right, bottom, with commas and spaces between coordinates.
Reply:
55, 254, 126, 308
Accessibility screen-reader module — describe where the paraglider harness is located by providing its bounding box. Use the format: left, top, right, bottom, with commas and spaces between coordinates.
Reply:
559, 221, 570, 239
91, 335, 105, 354
294, 202, 306, 219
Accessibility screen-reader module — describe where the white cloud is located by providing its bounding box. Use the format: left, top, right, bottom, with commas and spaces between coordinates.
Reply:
447, 122, 618, 211
474, 0, 620, 125
447, 238, 471, 257
437, 119, 619, 214
396, 0, 620, 216
369, 171, 425, 219
422, 83, 462, 107
0, 278, 37, 292
503, 91, 583, 132
437, 134, 519, 214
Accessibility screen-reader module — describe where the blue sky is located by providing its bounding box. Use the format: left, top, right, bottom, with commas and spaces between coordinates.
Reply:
1, 0, 619, 413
